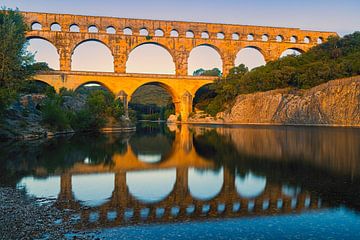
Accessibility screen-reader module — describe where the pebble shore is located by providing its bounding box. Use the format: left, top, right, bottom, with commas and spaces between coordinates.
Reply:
0, 187, 94, 240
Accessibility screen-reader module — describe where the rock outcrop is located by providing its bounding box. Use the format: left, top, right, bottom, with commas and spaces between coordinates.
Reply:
212, 76, 360, 126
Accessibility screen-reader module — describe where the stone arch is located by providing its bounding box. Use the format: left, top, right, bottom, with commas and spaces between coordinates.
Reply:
217, 32, 225, 39
280, 47, 304, 58
262, 34, 269, 42
50, 22, 61, 31
290, 35, 298, 43
26, 36, 60, 70
88, 25, 99, 33
188, 44, 224, 75
106, 26, 116, 34
139, 28, 149, 36
232, 33, 240, 40
123, 27, 133, 35
126, 42, 175, 74
71, 39, 114, 72
129, 82, 179, 104
247, 33, 254, 41
186, 30, 195, 38
170, 29, 179, 37
276, 35, 284, 42
201, 31, 210, 39
154, 28, 164, 37
192, 83, 216, 112
74, 81, 115, 94
235, 46, 266, 70
69, 24, 80, 32
31, 22, 42, 30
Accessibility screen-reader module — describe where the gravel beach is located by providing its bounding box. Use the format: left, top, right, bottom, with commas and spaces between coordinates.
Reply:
0, 187, 93, 240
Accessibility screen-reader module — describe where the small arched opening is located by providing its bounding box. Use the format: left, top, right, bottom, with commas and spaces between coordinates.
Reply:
31, 22, 42, 31
50, 22, 61, 31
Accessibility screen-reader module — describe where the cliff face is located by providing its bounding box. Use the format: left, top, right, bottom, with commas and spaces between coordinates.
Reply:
218, 76, 360, 126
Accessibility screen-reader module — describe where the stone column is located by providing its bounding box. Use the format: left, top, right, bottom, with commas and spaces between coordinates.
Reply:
117, 90, 129, 118
174, 48, 189, 76
222, 53, 236, 77
58, 47, 72, 72
113, 53, 127, 73
180, 91, 193, 121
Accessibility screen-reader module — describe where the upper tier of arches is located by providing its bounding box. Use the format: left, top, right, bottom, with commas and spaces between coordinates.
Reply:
25, 11, 335, 45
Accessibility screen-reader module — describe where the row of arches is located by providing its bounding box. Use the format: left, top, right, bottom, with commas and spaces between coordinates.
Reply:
31, 22, 324, 44
18, 169, 288, 207
27, 38, 303, 74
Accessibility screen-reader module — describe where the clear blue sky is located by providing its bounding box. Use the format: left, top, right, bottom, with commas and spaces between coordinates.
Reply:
2, 0, 359, 73
3, 0, 359, 34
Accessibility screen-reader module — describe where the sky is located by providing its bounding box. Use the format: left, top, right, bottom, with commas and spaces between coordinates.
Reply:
2, 0, 360, 74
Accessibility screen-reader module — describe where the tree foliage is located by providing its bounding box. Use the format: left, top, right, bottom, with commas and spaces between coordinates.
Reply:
0, 8, 49, 118
193, 68, 222, 77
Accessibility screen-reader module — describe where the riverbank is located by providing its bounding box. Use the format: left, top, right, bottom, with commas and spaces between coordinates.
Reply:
0, 187, 67, 240
188, 76, 360, 127
0, 93, 135, 141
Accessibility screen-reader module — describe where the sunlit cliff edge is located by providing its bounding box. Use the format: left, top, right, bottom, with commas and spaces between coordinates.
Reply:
189, 75, 360, 126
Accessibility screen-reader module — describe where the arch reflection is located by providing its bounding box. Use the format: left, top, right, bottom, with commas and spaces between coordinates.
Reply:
72, 173, 114, 207
235, 172, 266, 198
126, 169, 176, 203
188, 167, 224, 200
17, 176, 60, 199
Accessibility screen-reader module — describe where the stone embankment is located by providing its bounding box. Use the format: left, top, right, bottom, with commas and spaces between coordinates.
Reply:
189, 76, 360, 127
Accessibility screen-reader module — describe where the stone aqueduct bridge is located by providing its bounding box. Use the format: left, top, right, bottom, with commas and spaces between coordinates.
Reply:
23, 11, 336, 119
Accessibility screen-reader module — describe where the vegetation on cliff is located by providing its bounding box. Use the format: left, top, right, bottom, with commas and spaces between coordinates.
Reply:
202, 32, 360, 115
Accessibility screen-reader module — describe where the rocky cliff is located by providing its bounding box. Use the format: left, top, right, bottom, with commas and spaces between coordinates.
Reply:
213, 76, 360, 126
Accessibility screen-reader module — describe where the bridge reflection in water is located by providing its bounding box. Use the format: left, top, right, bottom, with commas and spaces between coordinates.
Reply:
11, 124, 360, 231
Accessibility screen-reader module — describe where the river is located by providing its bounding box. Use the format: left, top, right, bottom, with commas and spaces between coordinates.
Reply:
1, 123, 360, 239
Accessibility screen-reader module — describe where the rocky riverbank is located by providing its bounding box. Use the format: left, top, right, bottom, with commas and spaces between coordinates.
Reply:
0, 187, 101, 240
0, 94, 134, 140
188, 76, 360, 126
0, 187, 68, 240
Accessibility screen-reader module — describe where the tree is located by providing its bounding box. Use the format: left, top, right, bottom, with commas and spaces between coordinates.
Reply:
193, 68, 222, 77
0, 8, 33, 89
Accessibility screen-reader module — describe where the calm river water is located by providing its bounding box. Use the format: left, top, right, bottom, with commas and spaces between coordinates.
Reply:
1, 123, 360, 239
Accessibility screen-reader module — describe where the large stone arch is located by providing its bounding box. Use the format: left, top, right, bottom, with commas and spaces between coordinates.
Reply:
279, 47, 305, 59
126, 42, 176, 74
71, 38, 114, 56
25, 36, 60, 70
235, 46, 266, 70
129, 81, 179, 103
71, 39, 115, 72
128, 81, 181, 115
73, 81, 115, 95
188, 43, 224, 75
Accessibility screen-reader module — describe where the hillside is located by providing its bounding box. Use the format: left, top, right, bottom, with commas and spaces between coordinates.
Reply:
204, 32, 360, 115
130, 85, 172, 107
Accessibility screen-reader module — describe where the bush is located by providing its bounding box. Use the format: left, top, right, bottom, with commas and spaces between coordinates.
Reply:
41, 96, 70, 131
